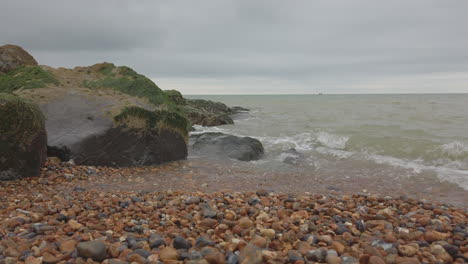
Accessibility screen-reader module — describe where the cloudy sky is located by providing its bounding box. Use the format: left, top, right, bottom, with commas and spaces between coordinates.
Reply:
1, 0, 467, 94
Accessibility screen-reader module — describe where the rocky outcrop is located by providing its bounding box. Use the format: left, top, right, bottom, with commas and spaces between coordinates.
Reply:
190, 132, 264, 161
6, 60, 189, 167
0, 93, 47, 180
162, 90, 236, 127
0, 44, 38, 73
182, 99, 234, 127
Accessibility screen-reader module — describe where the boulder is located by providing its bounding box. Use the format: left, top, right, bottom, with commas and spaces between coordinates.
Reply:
12, 62, 189, 167
0, 93, 47, 180
190, 132, 264, 161
281, 148, 304, 165
0, 44, 38, 73
182, 99, 234, 127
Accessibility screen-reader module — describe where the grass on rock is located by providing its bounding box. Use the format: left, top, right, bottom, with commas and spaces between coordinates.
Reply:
0, 66, 59, 93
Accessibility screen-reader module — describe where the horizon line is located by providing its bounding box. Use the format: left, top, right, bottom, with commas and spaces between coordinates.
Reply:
184, 92, 468, 96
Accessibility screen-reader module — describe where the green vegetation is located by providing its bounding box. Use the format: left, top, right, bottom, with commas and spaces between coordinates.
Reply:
0, 66, 59, 93
0, 93, 45, 149
83, 65, 169, 106
164, 89, 186, 105
114, 106, 188, 141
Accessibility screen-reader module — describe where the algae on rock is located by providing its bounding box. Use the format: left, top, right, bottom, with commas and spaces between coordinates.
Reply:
0, 65, 59, 93
0, 93, 47, 180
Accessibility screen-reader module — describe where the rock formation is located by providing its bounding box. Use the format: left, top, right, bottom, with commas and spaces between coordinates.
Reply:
190, 132, 264, 161
0, 93, 47, 180
0, 44, 38, 73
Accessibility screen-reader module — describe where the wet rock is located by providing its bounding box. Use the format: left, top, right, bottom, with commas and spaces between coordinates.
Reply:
281, 148, 304, 165
190, 132, 264, 161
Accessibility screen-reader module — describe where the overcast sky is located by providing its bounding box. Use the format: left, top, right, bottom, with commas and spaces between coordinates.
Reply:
1, 0, 467, 94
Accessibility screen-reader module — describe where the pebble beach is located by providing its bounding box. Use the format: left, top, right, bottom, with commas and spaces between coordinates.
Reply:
1, 159, 466, 264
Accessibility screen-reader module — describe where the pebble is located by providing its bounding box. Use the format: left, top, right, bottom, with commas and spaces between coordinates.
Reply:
0, 159, 465, 264
76, 240, 107, 261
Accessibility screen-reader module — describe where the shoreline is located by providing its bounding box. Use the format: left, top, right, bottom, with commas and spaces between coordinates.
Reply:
1, 159, 467, 263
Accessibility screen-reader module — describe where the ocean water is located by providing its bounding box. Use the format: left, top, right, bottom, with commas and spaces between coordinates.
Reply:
187, 94, 468, 192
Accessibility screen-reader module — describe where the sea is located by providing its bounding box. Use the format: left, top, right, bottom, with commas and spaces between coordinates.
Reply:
185, 94, 468, 206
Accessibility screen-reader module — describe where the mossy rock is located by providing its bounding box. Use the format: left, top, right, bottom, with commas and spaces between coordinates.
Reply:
181, 99, 234, 127
114, 106, 188, 142
70, 106, 188, 167
0, 44, 38, 73
0, 93, 47, 180
0, 65, 59, 93
165, 89, 186, 105
83, 64, 170, 106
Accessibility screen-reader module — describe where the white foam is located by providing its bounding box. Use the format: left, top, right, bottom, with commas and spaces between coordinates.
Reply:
315, 147, 354, 159
190, 125, 231, 135
316, 131, 349, 149
368, 154, 468, 190
441, 141, 468, 157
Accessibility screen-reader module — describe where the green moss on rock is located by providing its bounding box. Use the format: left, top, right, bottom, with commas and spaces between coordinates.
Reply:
0, 93, 45, 147
0, 93, 47, 179
114, 106, 188, 141
165, 89, 186, 105
0, 66, 59, 93
83, 65, 169, 106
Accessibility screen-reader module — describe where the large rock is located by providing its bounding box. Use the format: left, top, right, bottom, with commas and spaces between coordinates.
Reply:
13, 62, 189, 167
0, 93, 47, 180
190, 132, 264, 161
182, 99, 234, 127
0, 44, 38, 73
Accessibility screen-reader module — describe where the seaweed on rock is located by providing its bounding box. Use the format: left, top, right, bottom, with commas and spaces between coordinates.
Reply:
114, 106, 188, 142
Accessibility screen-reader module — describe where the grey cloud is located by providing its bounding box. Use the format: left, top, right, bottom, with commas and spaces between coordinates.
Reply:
1, 0, 467, 93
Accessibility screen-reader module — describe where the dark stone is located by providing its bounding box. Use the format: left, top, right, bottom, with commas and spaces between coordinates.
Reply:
0, 94, 47, 180
227, 253, 239, 264
190, 132, 264, 161
131, 196, 144, 203
56, 214, 69, 222
149, 234, 166, 249
47, 145, 71, 161
305, 249, 327, 262
188, 250, 203, 260
282, 148, 304, 165
77, 241, 107, 261
201, 204, 217, 219
72, 127, 187, 167
288, 250, 304, 262
173, 236, 191, 250
443, 244, 459, 257
356, 220, 365, 232
133, 248, 151, 258
231, 106, 249, 114
196, 237, 215, 248
335, 224, 350, 235
248, 197, 260, 206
